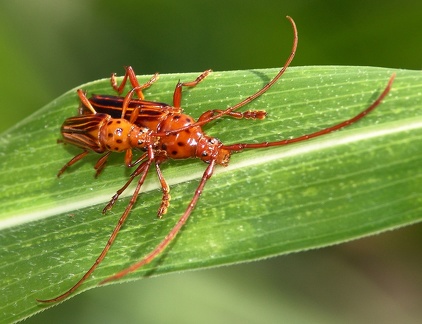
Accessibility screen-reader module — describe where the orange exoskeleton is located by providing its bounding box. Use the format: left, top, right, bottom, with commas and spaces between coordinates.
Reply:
58, 89, 155, 177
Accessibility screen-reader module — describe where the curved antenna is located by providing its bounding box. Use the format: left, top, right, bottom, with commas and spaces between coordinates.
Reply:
222, 73, 396, 151
153, 15, 298, 137
37, 149, 154, 303
99, 159, 217, 285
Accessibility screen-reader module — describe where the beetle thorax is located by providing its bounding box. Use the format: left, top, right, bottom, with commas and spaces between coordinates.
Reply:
196, 135, 230, 166
101, 118, 150, 152
128, 126, 153, 150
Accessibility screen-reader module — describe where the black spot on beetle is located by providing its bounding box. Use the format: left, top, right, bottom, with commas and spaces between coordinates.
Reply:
116, 139, 123, 144
171, 150, 178, 155
177, 142, 184, 147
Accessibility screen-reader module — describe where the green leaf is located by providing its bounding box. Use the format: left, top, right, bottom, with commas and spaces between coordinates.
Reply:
1, 66, 421, 322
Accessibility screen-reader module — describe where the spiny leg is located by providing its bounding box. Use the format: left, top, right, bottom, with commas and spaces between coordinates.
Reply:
100, 159, 217, 285
111, 66, 159, 99
222, 73, 396, 152
37, 147, 156, 303
173, 69, 212, 108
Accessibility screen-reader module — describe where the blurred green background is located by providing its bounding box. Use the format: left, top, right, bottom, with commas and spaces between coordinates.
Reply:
1, 0, 421, 323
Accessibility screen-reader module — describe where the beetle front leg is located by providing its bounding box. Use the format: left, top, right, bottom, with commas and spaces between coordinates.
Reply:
111, 66, 159, 100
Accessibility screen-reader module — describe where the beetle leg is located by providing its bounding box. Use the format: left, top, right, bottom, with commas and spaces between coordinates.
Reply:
197, 109, 267, 123
94, 152, 112, 177
111, 66, 159, 100
103, 152, 149, 214
154, 160, 170, 218
77, 89, 96, 114
57, 150, 90, 177
173, 69, 212, 108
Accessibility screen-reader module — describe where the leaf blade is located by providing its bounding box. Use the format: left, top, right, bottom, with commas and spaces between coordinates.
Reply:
1, 66, 421, 322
